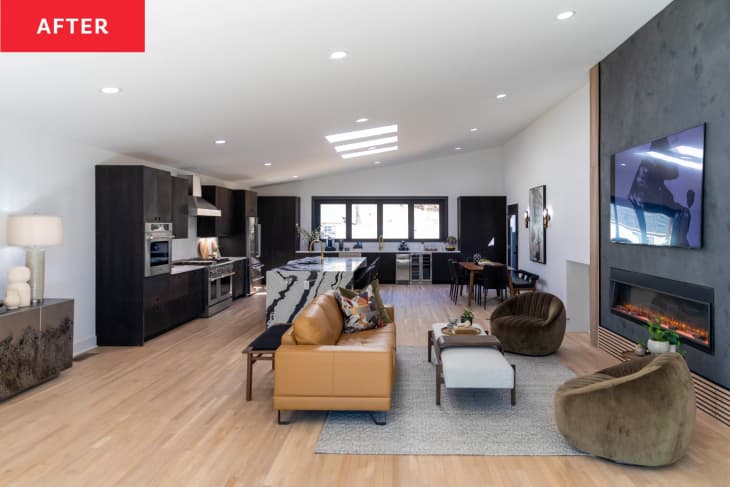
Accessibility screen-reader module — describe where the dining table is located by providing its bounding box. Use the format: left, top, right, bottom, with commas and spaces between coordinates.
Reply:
459, 261, 512, 307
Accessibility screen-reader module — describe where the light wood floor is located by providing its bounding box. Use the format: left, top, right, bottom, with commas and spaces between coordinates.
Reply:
1, 285, 728, 486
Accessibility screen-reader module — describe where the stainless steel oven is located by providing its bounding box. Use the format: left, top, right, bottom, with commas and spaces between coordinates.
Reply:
205, 261, 234, 317
144, 222, 174, 277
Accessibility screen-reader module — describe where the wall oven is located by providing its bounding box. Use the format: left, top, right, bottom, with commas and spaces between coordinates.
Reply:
144, 222, 174, 277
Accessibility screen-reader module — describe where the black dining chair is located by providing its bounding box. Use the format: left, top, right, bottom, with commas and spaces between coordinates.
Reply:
448, 259, 469, 304
477, 264, 509, 308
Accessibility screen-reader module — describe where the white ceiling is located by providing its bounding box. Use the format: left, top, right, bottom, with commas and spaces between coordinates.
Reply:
0, 0, 671, 187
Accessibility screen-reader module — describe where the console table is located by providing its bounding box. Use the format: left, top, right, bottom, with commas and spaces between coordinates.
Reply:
0, 299, 74, 401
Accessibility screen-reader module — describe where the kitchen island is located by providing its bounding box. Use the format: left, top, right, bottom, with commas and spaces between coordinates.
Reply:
265, 256, 366, 326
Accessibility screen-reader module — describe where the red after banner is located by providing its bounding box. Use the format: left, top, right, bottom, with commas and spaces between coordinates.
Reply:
0, 0, 145, 52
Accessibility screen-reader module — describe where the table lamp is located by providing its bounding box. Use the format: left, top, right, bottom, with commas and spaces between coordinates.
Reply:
6, 214, 63, 304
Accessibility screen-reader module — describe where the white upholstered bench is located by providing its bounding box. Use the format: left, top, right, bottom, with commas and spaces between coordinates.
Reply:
428, 323, 516, 405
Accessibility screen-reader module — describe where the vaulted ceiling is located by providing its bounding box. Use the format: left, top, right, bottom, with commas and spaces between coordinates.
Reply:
0, 0, 671, 186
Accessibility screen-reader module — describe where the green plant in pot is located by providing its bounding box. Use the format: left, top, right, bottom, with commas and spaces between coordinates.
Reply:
664, 328, 682, 354
460, 307, 474, 326
647, 317, 670, 354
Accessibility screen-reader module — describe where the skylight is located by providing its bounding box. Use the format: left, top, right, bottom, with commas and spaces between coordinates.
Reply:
325, 124, 399, 159
334, 136, 398, 153
325, 124, 398, 143
341, 146, 398, 159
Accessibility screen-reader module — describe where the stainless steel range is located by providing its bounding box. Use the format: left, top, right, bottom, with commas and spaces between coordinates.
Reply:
177, 258, 234, 317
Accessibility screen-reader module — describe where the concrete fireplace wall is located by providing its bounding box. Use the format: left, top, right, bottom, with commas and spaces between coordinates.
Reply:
599, 0, 730, 388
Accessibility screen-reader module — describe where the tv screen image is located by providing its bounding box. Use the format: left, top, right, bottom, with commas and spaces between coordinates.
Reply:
610, 124, 705, 248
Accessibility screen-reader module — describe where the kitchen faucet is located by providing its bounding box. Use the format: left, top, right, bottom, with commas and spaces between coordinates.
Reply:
309, 239, 324, 262
378, 234, 384, 251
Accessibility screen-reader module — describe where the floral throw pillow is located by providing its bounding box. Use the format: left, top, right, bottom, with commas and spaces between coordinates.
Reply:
336, 286, 385, 333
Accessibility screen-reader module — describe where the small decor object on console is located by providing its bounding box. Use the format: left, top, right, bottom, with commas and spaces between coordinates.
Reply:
6, 214, 63, 303
6, 266, 32, 307
460, 307, 474, 326
4, 290, 20, 310
472, 253, 482, 264
647, 317, 670, 354
634, 342, 647, 357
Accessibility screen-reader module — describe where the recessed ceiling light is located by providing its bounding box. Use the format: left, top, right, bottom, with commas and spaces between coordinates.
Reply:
455, 147, 462, 151
330, 51, 348, 60
356, 118, 369, 123
334, 136, 398, 153
374, 161, 382, 165
341, 146, 398, 159
326, 124, 398, 143
557, 11, 575, 20
100, 87, 121, 94
264, 162, 272, 166
215, 140, 226, 144
470, 128, 479, 132
292, 175, 299, 178
496, 93, 507, 99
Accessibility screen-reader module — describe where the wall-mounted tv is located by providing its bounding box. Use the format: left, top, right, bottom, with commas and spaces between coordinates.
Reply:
610, 124, 705, 248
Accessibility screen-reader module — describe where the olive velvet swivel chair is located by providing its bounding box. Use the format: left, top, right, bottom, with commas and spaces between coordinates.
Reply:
554, 353, 695, 466
489, 292, 566, 356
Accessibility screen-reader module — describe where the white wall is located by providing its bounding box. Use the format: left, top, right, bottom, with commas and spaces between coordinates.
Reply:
0, 119, 118, 354
503, 81, 590, 330
255, 147, 506, 248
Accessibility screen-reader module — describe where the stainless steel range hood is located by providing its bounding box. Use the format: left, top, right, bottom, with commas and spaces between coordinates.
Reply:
185, 175, 222, 217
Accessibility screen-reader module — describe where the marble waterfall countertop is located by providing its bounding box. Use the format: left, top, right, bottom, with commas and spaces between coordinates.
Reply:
265, 257, 366, 326
275, 256, 366, 272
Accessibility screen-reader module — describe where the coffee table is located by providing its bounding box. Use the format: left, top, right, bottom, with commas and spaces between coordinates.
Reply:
428, 323, 516, 406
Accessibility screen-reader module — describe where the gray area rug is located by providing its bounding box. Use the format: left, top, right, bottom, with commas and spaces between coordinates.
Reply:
315, 346, 584, 456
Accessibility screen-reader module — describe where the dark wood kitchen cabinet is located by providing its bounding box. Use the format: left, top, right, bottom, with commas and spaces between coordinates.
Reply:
232, 258, 250, 299
244, 190, 257, 217
458, 196, 507, 263
143, 167, 172, 223
97, 165, 203, 346
431, 252, 459, 284
198, 186, 235, 237
172, 176, 189, 239
258, 196, 300, 271
363, 253, 396, 284
143, 270, 205, 340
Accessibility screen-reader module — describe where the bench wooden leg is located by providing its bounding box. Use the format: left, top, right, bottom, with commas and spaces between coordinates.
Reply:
246, 352, 253, 401
511, 364, 516, 406
436, 364, 442, 405
427, 330, 433, 363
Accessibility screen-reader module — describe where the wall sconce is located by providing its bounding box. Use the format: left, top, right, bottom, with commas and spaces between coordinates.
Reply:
543, 208, 551, 229
523, 210, 530, 228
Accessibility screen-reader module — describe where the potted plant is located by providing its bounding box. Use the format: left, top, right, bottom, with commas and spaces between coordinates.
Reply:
647, 317, 670, 354
460, 307, 474, 327
664, 328, 681, 353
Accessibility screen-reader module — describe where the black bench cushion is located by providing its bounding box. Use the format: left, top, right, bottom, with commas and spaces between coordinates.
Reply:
247, 324, 291, 351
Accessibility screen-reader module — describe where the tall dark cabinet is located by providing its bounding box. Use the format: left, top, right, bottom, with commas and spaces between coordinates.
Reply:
198, 186, 236, 237
96, 165, 204, 346
258, 196, 300, 271
458, 196, 507, 263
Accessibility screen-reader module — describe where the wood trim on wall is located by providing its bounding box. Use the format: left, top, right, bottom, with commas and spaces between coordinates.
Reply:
589, 64, 600, 346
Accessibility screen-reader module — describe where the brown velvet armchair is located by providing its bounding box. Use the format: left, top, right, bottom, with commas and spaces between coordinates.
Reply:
554, 353, 695, 466
489, 292, 566, 356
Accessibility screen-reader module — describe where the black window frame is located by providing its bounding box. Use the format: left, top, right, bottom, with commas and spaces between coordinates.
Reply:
312, 196, 448, 242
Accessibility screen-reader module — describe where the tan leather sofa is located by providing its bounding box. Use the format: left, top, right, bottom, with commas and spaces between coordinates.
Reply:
274, 291, 396, 423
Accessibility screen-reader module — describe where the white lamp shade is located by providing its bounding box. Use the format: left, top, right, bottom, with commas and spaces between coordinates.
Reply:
6, 215, 63, 247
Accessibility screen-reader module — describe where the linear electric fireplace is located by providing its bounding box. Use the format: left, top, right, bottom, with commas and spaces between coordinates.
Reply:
609, 268, 713, 353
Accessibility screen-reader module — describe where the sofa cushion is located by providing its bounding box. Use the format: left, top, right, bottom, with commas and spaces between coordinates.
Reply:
336, 287, 385, 333
336, 323, 396, 349
292, 302, 343, 345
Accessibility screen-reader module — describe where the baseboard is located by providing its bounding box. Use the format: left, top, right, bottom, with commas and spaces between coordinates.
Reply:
73, 336, 97, 356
